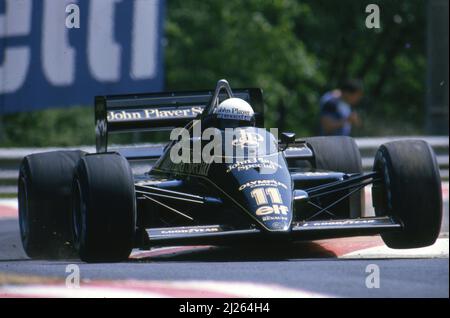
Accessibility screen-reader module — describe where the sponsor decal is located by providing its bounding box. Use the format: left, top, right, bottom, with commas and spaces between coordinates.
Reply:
226, 157, 282, 173
162, 160, 212, 177
249, 186, 291, 226
216, 106, 253, 121
239, 179, 288, 191
261, 215, 289, 222
301, 219, 377, 227
107, 106, 204, 122
301, 172, 334, 177
255, 204, 289, 216
160, 226, 220, 235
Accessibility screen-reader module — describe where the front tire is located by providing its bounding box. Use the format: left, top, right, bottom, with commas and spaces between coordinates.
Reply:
72, 153, 136, 262
372, 140, 442, 248
18, 150, 85, 259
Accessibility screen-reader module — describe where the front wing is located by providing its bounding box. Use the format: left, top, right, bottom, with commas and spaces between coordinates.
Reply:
143, 216, 401, 247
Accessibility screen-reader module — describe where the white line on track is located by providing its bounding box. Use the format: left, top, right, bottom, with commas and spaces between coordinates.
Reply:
0, 280, 331, 298
0, 199, 17, 209
341, 238, 449, 259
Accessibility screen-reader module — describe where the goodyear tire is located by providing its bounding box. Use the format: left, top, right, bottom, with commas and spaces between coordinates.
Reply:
305, 136, 364, 218
72, 153, 136, 262
18, 150, 86, 259
372, 140, 442, 248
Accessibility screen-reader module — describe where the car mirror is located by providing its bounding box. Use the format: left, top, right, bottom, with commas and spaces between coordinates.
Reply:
281, 132, 296, 146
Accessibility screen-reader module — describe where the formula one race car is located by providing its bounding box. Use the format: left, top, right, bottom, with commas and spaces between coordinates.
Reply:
18, 80, 442, 262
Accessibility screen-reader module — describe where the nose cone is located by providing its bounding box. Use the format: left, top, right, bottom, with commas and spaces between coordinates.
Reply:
206, 135, 293, 232
239, 180, 293, 231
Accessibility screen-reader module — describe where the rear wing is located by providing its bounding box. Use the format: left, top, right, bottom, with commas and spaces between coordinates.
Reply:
95, 88, 264, 152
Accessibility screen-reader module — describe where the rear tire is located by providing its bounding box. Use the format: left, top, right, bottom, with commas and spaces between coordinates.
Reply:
72, 153, 136, 262
305, 136, 364, 218
18, 150, 85, 259
372, 140, 442, 248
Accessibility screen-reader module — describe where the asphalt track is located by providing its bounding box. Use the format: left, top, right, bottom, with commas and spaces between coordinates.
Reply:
0, 187, 448, 298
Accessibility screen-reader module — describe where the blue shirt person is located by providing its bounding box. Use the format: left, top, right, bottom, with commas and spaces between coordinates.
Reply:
319, 80, 364, 136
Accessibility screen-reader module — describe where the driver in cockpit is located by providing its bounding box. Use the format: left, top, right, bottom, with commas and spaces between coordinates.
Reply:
203, 98, 256, 130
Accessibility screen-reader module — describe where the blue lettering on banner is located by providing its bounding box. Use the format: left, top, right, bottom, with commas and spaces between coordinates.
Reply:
0, 0, 165, 113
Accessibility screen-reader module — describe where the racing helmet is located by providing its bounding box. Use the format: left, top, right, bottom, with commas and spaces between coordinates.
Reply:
205, 98, 256, 129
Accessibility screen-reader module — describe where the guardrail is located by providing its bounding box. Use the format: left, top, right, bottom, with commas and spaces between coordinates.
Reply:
0, 136, 448, 195
354, 136, 449, 181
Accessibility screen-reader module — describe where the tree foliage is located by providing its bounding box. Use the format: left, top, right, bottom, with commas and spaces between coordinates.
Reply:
165, 0, 324, 135
0, 0, 427, 147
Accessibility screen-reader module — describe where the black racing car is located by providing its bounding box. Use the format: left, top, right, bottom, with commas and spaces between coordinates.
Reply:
18, 79, 442, 262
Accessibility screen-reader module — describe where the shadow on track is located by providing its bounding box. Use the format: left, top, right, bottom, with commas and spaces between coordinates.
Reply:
131, 241, 338, 263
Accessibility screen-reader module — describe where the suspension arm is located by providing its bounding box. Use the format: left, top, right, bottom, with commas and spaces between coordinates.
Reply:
305, 172, 381, 199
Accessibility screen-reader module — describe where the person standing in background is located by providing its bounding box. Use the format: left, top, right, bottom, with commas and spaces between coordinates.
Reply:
319, 79, 364, 136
